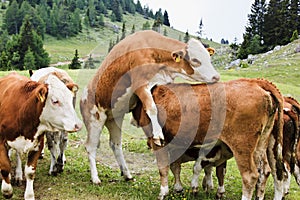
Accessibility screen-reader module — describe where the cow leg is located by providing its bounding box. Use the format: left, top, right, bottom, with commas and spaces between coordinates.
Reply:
202, 166, 214, 192
56, 131, 68, 173
15, 151, 23, 186
216, 162, 227, 200
170, 160, 183, 193
135, 86, 164, 146
0, 144, 13, 199
46, 132, 60, 176
105, 117, 133, 181
154, 144, 170, 200
84, 107, 107, 185
267, 137, 288, 200
234, 154, 259, 200
191, 156, 204, 194
255, 153, 271, 200
24, 137, 44, 200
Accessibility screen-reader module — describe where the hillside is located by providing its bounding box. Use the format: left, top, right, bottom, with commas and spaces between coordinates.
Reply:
43, 11, 222, 66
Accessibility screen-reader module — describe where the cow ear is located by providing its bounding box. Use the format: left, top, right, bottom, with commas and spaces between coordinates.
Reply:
36, 85, 48, 103
171, 50, 185, 63
207, 47, 215, 56
66, 83, 79, 94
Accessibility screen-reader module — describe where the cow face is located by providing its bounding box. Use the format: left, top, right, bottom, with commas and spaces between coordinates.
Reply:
172, 38, 220, 83
39, 75, 82, 132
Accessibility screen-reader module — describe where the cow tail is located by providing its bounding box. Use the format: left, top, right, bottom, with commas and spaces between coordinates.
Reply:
284, 97, 300, 173
256, 78, 285, 180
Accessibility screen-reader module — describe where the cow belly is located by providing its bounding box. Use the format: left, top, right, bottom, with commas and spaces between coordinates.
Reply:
111, 87, 137, 118
7, 136, 39, 154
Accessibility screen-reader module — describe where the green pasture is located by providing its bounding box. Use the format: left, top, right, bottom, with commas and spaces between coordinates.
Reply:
0, 67, 299, 200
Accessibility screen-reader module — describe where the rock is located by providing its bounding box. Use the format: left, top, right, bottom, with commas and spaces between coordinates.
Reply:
295, 45, 300, 53
225, 59, 241, 70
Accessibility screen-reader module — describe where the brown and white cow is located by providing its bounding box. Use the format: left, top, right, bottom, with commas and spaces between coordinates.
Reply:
131, 78, 287, 200
80, 30, 220, 184
162, 96, 300, 200
198, 96, 300, 199
0, 73, 82, 200
30, 67, 79, 175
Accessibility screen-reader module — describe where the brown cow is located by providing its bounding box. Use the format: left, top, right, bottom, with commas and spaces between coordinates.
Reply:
169, 96, 300, 200
131, 78, 287, 200
0, 73, 82, 200
80, 30, 220, 184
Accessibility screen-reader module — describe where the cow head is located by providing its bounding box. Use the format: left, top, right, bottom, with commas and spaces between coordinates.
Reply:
39, 74, 82, 132
171, 38, 219, 83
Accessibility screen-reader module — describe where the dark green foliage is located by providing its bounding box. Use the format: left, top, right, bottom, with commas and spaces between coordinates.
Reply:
290, 30, 299, 42
196, 18, 204, 39
2, 16, 49, 70
184, 31, 190, 43
84, 54, 95, 69
240, 0, 300, 58
69, 49, 81, 69
121, 22, 126, 40
163, 10, 170, 26
142, 21, 150, 30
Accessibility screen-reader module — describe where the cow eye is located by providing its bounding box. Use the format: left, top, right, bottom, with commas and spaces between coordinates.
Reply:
191, 58, 201, 66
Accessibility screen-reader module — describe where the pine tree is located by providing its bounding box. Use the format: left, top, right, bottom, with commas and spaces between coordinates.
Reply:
131, 24, 135, 34
196, 18, 204, 39
121, 22, 126, 40
238, 0, 266, 58
18, 16, 49, 69
24, 47, 35, 70
3, 0, 20, 34
163, 10, 170, 26
69, 49, 81, 69
135, 0, 143, 14
184, 31, 190, 43
111, 0, 123, 22
263, 0, 285, 47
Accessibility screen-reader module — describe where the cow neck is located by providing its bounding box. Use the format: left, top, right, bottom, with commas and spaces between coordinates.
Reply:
18, 88, 46, 140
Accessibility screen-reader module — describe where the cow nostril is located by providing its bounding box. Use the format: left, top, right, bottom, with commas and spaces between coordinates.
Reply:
212, 74, 220, 82
75, 124, 82, 131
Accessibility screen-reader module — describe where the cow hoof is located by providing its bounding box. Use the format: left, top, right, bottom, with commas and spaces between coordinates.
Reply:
153, 138, 162, 146
49, 171, 58, 176
125, 177, 136, 182
192, 187, 198, 196
39, 153, 44, 159
15, 180, 22, 187
3, 193, 13, 199
216, 193, 223, 200
90, 179, 101, 185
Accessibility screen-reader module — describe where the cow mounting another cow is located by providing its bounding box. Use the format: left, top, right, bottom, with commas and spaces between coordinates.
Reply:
80, 30, 220, 185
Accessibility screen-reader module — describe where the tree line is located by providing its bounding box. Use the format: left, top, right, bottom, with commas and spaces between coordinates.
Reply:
237, 0, 300, 59
0, 0, 171, 70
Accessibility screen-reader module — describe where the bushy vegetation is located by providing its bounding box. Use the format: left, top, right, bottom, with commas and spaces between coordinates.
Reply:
238, 0, 300, 59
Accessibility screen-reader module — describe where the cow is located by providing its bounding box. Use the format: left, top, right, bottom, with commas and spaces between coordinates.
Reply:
30, 67, 79, 175
80, 30, 220, 184
198, 96, 300, 199
131, 78, 288, 200
0, 73, 82, 200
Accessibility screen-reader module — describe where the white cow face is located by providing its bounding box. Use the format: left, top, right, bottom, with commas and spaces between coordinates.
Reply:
39, 75, 82, 132
172, 38, 220, 83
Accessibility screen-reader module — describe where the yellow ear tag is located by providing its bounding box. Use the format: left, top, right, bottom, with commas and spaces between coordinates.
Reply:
175, 57, 181, 63
38, 93, 45, 103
